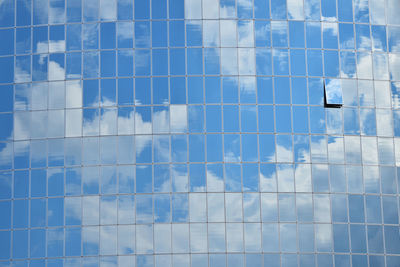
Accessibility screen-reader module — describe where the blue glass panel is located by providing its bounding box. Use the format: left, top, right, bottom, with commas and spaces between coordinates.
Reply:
152, 21, 167, 47
0, 231, 10, 259
204, 77, 220, 104
271, 0, 286, 19
289, 21, 305, 48
297, 195, 313, 222
294, 136, 310, 163
117, 0, 132, 20
272, 21, 288, 47
290, 50, 306, 76
304, 0, 319, 20
189, 135, 205, 162
135, 0, 149, 19
241, 105, 257, 132
238, 0, 253, 18
0, 200, 11, 230
385, 226, 400, 254
257, 106, 273, 134
30, 199, 45, 229
47, 168, 64, 196
17, 0, 31, 26
0, 29, 13, 56
136, 195, 153, 224
292, 106, 308, 133
135, 78, 151, 105
67, 0, 82, 22
382, 196, 399, 224
258, 135, 275, 163
350, 224, 367, 253
372, 25, 387, 52
188, 77, 204, 104
321, 0, 336, 20
151, 0, 166, 18
135, 49, 151, 76
135, 165, 152, 193
339, 23, 355, 50
254, 0, 269, 18
223, 77, 238, 103
83, 24, 98, 50
187, 48, 203, 75
274, 77, 290, 104
0, 85, 12, 114
116, 50, 133, 77
30, 169, 47, 197
367, 225, 384, 253
340, 51, 356, 78
169, 0, 184, 18
306, 22, 321, 48
48, 198, 64, 226
187, 21, 202, 46
369, 256, 385, 267
256, 49, 272, 75
189, 164, 206, 192
387, 256, 400, 267
348, 195, 365, 223
13, 230, 28, 259
290, 78, 306, 104
356, 24, 371, 50
221, 105, 238, 133
255, 21, 270, 47
307, 50, 323, 77
310, 107, 325, 134
0, 57, 14, 84
170, 77, 186, 104
100, 22, 116, 49
172, 194, 188, 222
170, 48, 186, 75
83, 52, 99, 78
30, 229, 46, 258
275, 106, 291, 133
242, 134, 258, 162
273, 49, 289, 75
65, 228, 81, 256
323, 22, 338, 49
204, 48, 220, 75
170, 20, 185, 47
66, 24, 81, 51
333, 224, 349, 252
324, 51, 340, 77
135, 21, 150, 48
338, 0, 353, 22
11, 171, 28, 199
154, 194, 170, 223
205, 105, 221, 132
116, 22, 133, 48
354, 0, 369, 23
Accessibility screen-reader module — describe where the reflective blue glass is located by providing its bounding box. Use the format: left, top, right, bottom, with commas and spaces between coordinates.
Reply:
0, 0, 398, 266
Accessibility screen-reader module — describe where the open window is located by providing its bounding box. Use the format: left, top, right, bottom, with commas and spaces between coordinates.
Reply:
324, 79, 343, 108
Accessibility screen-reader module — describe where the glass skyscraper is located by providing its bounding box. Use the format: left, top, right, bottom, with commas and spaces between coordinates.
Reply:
0, 0, 400, 266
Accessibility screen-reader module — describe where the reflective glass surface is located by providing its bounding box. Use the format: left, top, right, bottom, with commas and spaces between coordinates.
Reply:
1, 0, 400, 266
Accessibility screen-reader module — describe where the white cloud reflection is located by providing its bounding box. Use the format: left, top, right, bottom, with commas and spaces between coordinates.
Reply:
325, 79, 342, 104
185, 0, 202, 19
100, 0, 117, 21
287, 0, 304, 19
49, 40, 66, 53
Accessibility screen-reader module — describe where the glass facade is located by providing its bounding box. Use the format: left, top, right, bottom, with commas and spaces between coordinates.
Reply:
0, 0, 400, 266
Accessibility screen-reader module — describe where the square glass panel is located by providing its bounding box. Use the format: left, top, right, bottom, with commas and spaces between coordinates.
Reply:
325, 79, 343, 107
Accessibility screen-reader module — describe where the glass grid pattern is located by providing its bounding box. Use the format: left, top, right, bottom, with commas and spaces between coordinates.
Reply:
0, 0, 400, 266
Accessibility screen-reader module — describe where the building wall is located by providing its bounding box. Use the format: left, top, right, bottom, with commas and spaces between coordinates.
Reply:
0, 0, 400, 266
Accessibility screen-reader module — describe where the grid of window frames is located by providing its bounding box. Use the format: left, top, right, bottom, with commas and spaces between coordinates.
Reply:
0, 0, 400, 266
